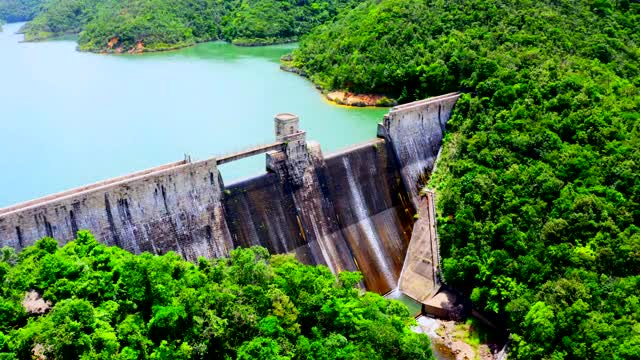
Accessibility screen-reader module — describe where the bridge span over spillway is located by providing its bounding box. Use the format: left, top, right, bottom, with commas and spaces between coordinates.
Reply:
0, 94, 461, 303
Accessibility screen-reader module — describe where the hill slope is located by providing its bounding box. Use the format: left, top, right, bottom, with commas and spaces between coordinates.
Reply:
21, 0, 362, 52
0, 231, 433, 359
293, 0, 640, 359
0, 0, 43, 22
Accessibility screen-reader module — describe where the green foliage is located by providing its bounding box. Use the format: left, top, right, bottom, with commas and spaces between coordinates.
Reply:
295, 0, 640, 359
21, 0, 362, 51
0, 0, 43, 22
0, 231, 432, 359
23, 0, 109, 41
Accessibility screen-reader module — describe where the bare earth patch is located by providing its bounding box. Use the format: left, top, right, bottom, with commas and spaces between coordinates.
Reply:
326, 91, 397, 107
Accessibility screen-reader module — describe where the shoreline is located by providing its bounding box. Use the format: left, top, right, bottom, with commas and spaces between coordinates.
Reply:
280, 60, 397, 108
12, 20, 394, 109
16, 24, 296, 55
232, 37, 297, 47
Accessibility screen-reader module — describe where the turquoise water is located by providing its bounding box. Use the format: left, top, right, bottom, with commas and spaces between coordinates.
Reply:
0, 23, 387, 208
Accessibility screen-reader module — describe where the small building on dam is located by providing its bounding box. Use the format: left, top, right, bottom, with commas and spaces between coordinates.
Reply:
0, 93, 461, 302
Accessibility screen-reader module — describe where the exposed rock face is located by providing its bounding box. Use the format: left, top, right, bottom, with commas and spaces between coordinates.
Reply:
23, 290, 51, 315
128, 41, 144, 54
32, 344, 48, 360
279, 64, 308, 77
107, 36, 118, 49
413, 316, 506, 360
326, 91, 397, 107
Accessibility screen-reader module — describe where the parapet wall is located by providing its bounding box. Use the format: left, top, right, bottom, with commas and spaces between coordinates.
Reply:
0, 94, 460, 296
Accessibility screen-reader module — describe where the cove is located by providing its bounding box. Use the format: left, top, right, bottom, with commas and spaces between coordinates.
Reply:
0, 22, 387, 208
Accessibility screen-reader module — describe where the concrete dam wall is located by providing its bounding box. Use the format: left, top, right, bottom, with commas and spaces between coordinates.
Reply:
380, 92, 461, 204
0, 93, 460, 296
223, 139, 414, 293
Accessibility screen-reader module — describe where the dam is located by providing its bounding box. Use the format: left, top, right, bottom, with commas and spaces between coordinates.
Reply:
0, 93, 460, 298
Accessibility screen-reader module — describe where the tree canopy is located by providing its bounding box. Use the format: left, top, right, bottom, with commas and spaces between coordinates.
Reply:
0, 0, 43, 22
19, 0, 362, 51
293, 0, 640, 358
0, 231, 432, 359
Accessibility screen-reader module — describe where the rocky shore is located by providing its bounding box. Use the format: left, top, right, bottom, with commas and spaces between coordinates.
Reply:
280, 54, 397, 108
414, 316, 508, 360
326, 90, 397, 107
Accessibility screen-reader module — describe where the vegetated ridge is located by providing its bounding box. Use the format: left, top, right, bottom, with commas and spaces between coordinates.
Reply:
0, 231, 433, 359
0, 0, 43, 23
293, 0, 640, 359
19, 0, 362, 52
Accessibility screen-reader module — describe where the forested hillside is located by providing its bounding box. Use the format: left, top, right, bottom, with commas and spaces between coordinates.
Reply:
0, 0, 43, 22
0, 231, 432, 359
21, 0, 361, 52
294, 0, 640, 359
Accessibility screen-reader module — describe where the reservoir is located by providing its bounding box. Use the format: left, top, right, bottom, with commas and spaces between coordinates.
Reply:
0, 22, 386, 208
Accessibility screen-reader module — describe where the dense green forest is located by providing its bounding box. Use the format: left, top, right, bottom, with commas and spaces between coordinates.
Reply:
0, 231, 432, 359
20, 0, 361, 51
0, 0, 43, 22
294, 0, 640, 359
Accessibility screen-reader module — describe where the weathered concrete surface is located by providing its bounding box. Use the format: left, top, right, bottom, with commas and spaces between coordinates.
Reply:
381, 92, 461, 204
222, 142, 359, 274
223, 139, 414, 294
0, 110, 419, 294
222, 172, 307, 256
0, 159, 233, 261
322, 140, 414, 294
0, 94, 459, 297
399, 191, 440, 302
380, 93, 460, 303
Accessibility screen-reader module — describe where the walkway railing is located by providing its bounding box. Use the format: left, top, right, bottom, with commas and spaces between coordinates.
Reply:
215, 142, 285, 165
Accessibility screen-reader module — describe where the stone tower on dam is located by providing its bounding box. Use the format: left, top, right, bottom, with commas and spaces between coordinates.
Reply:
0, 93, 461, 299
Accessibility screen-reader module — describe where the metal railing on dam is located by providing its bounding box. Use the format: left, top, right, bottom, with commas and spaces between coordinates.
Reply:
0, 94, 460, 297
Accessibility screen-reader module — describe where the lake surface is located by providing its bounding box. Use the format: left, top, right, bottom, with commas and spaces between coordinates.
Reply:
0, 22, 387, 208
